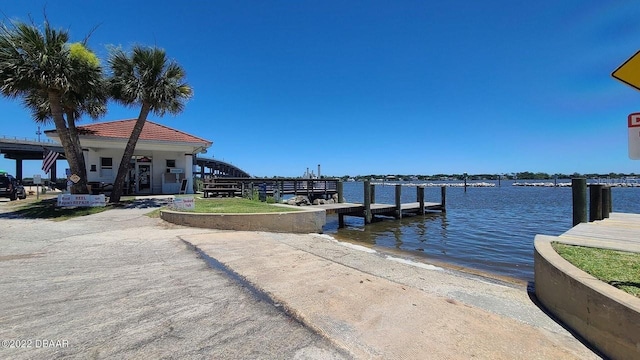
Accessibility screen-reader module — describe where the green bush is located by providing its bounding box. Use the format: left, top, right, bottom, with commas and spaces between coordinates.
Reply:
194, 177, 203, 192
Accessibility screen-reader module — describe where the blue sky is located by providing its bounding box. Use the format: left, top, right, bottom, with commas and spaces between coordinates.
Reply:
1, 1, 640, 178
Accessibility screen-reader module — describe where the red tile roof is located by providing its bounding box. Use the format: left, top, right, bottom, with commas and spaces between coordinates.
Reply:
75, 119, 212, 145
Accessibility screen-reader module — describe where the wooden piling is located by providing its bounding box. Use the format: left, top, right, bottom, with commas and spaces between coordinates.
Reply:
589, 184, 604, 222
441, 186, 447, 212
572, 178, 587, 226
370, 183, 376, 204
602, 186, 611, 219
395, 184, 402, 219
337, 181, 344, 203
364, 180, 372, 224
417, 186, 425, 215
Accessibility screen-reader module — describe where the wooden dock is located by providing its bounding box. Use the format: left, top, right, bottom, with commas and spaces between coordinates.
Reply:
199, 178, 446, 228
557, 212, 640, 252
316, 180, 445, 228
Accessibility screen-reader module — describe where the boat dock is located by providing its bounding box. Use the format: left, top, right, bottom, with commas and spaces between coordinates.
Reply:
317, 180, 446, 228
199, 178, 446, 228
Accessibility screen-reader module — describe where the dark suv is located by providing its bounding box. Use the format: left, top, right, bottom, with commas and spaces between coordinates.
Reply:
0, 172, 18, 201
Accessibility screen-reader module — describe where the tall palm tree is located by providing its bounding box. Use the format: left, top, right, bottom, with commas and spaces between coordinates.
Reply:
0, 21, 106, 194
107, 46, 193, 203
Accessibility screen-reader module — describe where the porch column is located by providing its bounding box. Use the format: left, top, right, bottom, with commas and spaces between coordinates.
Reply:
184, 153, 194, 194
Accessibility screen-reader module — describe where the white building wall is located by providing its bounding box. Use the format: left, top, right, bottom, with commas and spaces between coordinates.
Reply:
84, 148, 193, 194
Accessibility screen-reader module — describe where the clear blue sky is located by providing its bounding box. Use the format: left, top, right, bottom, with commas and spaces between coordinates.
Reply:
1, 1, 640, 178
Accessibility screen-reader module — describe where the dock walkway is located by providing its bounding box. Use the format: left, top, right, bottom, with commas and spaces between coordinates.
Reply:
556, 212, 640, 252
316, 198, 444, 228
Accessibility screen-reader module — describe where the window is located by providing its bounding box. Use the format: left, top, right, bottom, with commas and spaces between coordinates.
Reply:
100, 157, 113, 178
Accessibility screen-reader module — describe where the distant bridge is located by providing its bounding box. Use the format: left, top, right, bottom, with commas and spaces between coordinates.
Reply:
0, 137, 64, 181
1, 136, 251, 180
195, 157, 250, 178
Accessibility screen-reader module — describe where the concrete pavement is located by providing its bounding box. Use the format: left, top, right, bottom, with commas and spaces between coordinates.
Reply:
0, 199, 600, 359
0, 201, 348, 359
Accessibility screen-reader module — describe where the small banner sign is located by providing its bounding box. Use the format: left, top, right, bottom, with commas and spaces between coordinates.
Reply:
629, 113, 640, 160
171, 196, 195, 210
69, 174, 81, 183
57, 194, 106, 207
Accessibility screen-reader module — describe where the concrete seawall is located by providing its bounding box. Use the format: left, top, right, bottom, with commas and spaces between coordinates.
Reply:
160, 205, 326, 233
534, 235, 640, 360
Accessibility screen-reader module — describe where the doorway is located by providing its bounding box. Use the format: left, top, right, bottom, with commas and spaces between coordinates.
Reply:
134, 156, 152, 194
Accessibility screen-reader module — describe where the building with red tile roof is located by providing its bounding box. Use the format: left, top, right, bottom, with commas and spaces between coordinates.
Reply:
46, 119, 212, 195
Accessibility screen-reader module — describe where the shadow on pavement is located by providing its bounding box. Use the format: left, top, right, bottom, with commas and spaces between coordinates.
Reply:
120, 198, 174, 209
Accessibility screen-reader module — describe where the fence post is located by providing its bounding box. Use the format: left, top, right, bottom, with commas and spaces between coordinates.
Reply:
589, 184, 604, 222
572, 178, 587, 226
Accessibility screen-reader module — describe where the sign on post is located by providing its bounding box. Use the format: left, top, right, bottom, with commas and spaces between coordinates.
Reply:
34, 174, 41, 200
612, 51, 640, 91
629, 113, 640, 159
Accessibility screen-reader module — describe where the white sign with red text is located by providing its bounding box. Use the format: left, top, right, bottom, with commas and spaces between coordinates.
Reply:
629, 113, 640, 160
57, 194, 106, 207
172, 196, 195, 210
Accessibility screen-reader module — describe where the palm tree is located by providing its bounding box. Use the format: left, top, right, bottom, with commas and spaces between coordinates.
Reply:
107, 45, 193, 203
0, 21, 106, 194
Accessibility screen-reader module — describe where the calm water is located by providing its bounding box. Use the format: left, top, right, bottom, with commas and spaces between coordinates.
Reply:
323, 180, 640, 282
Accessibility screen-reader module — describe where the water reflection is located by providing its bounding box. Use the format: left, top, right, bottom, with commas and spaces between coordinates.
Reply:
328, 212, 447, 253
323, 181, 640, 282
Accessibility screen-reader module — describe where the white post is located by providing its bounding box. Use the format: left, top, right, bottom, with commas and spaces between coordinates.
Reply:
184, 154, 194, 194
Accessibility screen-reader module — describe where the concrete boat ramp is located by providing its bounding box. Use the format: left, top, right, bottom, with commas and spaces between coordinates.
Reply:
0, 202, 599, 359
184, 231, 599, 359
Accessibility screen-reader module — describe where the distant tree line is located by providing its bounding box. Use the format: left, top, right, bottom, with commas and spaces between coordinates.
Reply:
329, 172, 638, 182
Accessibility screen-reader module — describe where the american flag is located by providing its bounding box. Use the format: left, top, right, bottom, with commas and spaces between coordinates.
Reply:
42, 149, 59, 174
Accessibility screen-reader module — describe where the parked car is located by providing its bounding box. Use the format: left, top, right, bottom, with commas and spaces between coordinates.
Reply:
15, 182, 27, 199
0, 172, 18, 201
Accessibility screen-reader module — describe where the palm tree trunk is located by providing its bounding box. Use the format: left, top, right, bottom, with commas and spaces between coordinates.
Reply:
48, 91, 89, 194
109, 104, 151, 203
67, 111, 89, 193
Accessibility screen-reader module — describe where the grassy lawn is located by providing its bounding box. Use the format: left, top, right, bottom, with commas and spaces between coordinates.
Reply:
1, 195, 296, 220
191, 197, 297, 213
2, 196, 111, 221
552, 242, 640, 298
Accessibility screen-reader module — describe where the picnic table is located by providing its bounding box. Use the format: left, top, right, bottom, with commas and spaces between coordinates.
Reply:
202, 179, 241, 198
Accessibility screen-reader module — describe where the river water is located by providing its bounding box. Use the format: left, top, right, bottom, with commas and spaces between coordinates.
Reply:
323, 180, 640, 282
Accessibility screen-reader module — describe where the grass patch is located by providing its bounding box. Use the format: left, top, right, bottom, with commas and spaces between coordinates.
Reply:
8, 198, 111, 221
552, 242, 640, 298
191, 197, 298, 213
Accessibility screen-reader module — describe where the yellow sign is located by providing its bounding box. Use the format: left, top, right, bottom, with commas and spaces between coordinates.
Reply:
612, 50, 640, 90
